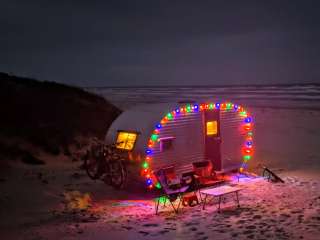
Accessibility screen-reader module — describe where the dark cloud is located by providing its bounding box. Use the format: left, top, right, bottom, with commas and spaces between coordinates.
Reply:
1, 0, 320, 86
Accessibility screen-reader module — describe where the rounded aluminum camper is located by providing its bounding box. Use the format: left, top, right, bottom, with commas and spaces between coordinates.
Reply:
105, 102, 253, 189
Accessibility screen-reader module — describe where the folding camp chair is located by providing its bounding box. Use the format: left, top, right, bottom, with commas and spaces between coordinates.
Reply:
154, 167, 189, 215
192, 161, 224, 187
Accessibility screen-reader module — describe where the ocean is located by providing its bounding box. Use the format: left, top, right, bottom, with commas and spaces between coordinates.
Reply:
86, 84, 320, 110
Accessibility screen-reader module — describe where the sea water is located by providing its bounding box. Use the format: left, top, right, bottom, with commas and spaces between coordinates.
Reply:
86, 84, 320, 110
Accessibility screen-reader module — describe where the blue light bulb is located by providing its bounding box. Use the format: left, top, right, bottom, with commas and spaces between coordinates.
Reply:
146, 179, 152, 185
244, 117, 252, 123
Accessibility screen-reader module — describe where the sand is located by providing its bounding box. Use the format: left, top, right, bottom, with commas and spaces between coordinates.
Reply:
0, 107, 320, 240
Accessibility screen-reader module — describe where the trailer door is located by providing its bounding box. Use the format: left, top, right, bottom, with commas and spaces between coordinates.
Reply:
204, 110, 222, 171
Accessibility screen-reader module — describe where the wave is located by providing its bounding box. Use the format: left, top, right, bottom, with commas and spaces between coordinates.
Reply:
85, 85, 320, 110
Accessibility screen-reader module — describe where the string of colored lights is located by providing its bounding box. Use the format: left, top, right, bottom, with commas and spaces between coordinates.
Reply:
142, 102, 253, 189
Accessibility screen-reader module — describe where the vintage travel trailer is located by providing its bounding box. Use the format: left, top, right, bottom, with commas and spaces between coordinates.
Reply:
105, 102, 254, 189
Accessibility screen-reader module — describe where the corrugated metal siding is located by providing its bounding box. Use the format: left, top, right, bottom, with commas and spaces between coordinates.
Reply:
151, 111, 205, 176
220, 110, 245, 171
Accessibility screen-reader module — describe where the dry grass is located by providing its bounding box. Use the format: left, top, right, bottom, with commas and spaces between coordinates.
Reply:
0, 72, 121, 159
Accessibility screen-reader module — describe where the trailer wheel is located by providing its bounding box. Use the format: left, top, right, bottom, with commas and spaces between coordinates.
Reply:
109, 160, 127, 189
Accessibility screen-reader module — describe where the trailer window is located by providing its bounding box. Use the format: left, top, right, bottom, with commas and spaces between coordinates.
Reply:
116, 131, 138, 150
206, 121, 217, 136
160, 137, 175, 152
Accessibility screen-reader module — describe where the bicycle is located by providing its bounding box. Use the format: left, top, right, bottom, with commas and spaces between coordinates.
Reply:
84, 142, 127, 189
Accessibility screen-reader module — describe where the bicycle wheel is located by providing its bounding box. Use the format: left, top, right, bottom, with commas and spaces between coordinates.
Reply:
84, 151, 101, 180
109, 160, 127, 189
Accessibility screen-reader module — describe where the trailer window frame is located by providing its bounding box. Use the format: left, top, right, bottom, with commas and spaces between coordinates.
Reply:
116, 130, 139, 151
159, 136, 175, 152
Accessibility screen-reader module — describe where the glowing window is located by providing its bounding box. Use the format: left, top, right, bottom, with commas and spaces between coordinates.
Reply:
206, 121, 217, 136
116, 131, 138, 150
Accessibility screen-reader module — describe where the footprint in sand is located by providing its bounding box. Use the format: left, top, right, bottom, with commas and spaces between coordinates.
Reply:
197, 236, 208, 240
236, 219, 246, 224
158, 229, 169, 235
290, 209, 303, 214
243, 229, 254, 235
231, 232, 238, 237
122, 226, 133, 230
246, 225, 256, 230
164, 227, 176, 231
185, 221, 199, 226
297, 214, 304, 223
143, 223, 158, 227
259, 229, 267, 235
165, 222, 175, 226
252, 214, 262, 219
138, 231, 149, 235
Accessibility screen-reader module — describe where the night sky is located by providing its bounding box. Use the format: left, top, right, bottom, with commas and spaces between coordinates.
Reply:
2, 0, 320, 86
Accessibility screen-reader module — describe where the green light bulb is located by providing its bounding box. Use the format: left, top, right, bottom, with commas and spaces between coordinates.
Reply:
151, 134, 158, 141
143, 162, 149, 169
240, 111, 247, 116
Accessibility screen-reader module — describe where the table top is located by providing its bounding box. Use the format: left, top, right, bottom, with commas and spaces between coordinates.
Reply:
200, 185, 243, 196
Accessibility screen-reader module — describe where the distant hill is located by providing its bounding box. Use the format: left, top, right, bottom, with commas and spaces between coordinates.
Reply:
0, 72, 121, 157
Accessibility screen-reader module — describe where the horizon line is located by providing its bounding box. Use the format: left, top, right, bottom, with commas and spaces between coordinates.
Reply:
83, 82, 320, 89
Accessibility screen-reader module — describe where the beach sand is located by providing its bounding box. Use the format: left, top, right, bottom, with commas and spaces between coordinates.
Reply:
0, 107, 320, 240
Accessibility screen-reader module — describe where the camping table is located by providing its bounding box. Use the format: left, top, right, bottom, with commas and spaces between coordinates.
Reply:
200, 185, 243, 212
